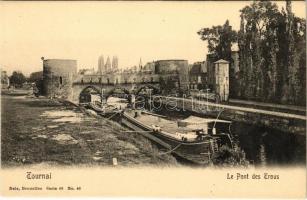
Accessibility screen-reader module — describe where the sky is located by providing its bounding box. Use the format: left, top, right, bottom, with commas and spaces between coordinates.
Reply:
0, 1, 305, 76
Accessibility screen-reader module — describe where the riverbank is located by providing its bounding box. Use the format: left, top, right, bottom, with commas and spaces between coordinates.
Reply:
1, 91, 178, 167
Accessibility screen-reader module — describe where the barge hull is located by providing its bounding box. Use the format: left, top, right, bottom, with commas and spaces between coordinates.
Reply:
121, 112, 212, 164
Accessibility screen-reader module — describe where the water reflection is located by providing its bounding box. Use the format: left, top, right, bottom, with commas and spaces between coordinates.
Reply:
106, 96, 129, 109
232, 122, 306, 166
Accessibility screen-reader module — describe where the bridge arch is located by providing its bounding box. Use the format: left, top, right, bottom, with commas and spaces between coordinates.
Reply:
105, 87, 131, 101
79, 85, 102, 103
134, 85, 160, 96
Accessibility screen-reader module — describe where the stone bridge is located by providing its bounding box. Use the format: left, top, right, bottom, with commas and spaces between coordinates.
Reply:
70, 73, 174, 103
42, 58, 190, 103
71, 81, 161, 103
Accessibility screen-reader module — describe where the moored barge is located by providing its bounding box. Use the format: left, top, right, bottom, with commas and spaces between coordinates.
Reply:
120, 109, 233, 165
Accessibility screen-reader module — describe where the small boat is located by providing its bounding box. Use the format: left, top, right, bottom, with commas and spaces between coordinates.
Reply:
120, 109, 233, 165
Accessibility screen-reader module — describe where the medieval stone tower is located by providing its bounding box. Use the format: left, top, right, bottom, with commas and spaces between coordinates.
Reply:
213, 59, 229, 101
42, 58, 77, 100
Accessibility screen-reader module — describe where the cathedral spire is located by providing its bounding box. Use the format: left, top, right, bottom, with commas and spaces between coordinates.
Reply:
105, 56, 111, 72
112, 56, 118, 70
98, 55, 104, 74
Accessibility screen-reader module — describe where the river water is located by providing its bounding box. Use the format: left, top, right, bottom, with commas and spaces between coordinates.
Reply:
231, 122, 305, 166
91, 96, 306, 166
152, 108, 306, 166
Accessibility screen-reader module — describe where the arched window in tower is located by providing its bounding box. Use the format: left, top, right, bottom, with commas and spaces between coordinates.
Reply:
99, 78, 101, 83
81, 78, 84, 84
59, 76, 63, 85
116, 78, 118, 84
107, 78, 110, 84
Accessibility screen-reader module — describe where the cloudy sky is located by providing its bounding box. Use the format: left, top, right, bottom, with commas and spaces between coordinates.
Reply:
0, 1, 305, 75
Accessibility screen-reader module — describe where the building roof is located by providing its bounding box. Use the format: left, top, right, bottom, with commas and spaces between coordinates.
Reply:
214, 59, 229, 64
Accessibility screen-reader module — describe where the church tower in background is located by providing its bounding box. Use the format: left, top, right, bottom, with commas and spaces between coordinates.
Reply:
105, 56, 111, 72
98, 55, 104, 74
112, 56, 118, 71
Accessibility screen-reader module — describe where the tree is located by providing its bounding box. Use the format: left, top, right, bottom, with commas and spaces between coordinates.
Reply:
198, 0, 305, 105
293, 17, 306, 106
28, 71, 43, 83
239, 1, 280, 101
198, 20, 238, 98
284, 1, 306, 105
238, 0, 305, 105
28, 71, 44, 95
197, 20, 237, 61
9, 71, 26, 88
212, 145, 249, 167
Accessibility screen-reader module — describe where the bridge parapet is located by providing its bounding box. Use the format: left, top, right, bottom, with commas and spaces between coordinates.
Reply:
73, 73, 164, 85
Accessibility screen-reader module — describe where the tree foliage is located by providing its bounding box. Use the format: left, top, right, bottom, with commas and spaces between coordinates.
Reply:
28, 71, 43, 83
27, 71, 44, 95
198, 0, 306, 106
212, 145, 249, 167
198, 20, 237, 61
239, 1, 280, 100
238, 0, 306, 105
9, 71, 26, 88
198, 20, 238, 98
